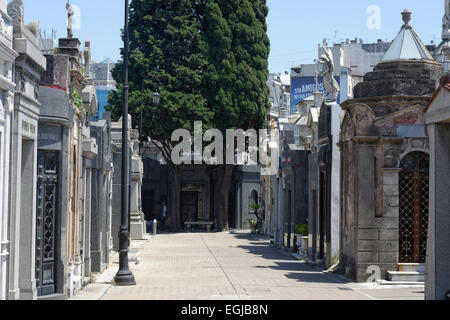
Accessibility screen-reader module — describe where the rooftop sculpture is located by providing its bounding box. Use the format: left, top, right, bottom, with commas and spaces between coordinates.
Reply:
66, 1, 73, 38
314, 39, 340, 102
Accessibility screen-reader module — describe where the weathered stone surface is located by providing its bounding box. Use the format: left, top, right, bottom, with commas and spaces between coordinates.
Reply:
383, 185, 399, 196
379, 251, 399, 263
425, 80, 450, 299
379, 229, 398, 241
376, 218, 399, 229
382, 206, 399, 218
359, 240, 397, 252
357, 252, 379, 263
358, 229, 379, 240
384, 195, 399, 207
354, 60, 442, 98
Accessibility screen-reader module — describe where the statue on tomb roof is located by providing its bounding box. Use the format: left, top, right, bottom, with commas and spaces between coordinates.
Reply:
443, 0, 450, 40
66, 1, 74, 38
7, 0, 24, 27
314, 39, 340, 102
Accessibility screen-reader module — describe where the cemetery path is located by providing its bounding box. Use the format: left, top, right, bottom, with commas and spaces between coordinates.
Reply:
100, 231, 424, 300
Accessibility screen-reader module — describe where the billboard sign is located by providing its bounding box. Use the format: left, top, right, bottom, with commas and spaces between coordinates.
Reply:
290, 76, 340, 113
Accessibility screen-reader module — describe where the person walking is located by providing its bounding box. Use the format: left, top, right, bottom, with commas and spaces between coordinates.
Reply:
145, 209, 153, 234
160, 202, 167, 229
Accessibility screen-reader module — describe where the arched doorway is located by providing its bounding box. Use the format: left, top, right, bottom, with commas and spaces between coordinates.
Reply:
399, 151, 429, 263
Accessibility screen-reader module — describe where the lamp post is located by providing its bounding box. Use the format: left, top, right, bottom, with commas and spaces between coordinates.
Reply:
114, 0, 136, 286
139, 80, 160, 154
139, 80, 144, 154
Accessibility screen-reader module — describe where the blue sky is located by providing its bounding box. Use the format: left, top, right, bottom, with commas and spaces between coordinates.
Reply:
21, 0, 445, 71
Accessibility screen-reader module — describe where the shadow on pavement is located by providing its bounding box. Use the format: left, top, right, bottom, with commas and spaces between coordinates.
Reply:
230, 231, 349, 285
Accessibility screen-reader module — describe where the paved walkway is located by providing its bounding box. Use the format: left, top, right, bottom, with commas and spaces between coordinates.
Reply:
89, 231, 424, 300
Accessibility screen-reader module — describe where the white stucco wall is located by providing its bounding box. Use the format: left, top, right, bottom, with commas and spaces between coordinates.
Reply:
330, 103, 345, 263
0, 10, 17, 300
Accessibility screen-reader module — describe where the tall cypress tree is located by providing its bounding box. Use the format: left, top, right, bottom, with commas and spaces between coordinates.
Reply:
107, 0, 212, 232
107, 0, 270, 231
203, 0, 270, 230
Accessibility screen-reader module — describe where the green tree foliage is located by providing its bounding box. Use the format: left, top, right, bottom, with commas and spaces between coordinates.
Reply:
203, 0, 270, 131
107, 0, 213, 231
203, 0, 270, 230
107, 0, 270, 231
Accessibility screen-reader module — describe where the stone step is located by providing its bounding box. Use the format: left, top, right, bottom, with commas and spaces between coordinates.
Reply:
398, 263, 425, 273
388, 271, 424, 282
378, 280, 424, 286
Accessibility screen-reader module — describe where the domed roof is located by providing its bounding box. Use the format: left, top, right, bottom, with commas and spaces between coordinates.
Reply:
381, 10, 434, 62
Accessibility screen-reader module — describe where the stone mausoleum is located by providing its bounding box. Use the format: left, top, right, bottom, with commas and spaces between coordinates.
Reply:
7, 0, 46, 300
425, 74, 450, 300
338, 11, 443, 282
0, 0, 17, 301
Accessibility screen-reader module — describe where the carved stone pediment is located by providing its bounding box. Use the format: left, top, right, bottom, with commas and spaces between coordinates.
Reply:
354, 103, 375, 124
340, 111, 355, 142
351, 103, 375, 137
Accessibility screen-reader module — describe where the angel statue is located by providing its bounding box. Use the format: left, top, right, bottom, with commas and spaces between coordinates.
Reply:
314, 39, 340, 102
443, 0, 450, 40
66, 1, 74, 38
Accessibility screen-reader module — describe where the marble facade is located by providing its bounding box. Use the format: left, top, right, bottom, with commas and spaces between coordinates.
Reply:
90, 112, 114, 273
7, 0, 46, 300
0, 1, 17, 301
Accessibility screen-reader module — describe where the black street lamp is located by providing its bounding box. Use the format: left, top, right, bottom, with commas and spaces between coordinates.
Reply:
139, 80, 144, 154
139, 84, 160, 154
114, 0, 136, 286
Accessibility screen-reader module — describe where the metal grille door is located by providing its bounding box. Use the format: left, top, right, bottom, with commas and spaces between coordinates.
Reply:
36, 151, 58, 296
399, 152, 429, 263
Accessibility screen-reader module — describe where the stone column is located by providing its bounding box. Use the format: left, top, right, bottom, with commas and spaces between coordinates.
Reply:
130, 132, 146, 239
0, 91, 13, 301
81, 137, 97, 281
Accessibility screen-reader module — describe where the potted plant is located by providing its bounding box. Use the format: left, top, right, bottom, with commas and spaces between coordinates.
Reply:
295, 224, 309, 257
249, 203, 261, 216
249, 203, 264, 234
246, 219, 259, 234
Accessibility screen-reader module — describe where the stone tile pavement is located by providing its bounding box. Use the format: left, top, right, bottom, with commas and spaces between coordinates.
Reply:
72, 231, 424, 300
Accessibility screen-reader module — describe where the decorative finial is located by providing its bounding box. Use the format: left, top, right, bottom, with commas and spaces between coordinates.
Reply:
401, 9, 412, 29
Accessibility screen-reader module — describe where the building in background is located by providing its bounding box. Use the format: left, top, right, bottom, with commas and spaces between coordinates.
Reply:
267, 72, 291, 122
290, 38, 391, 115
90, 59, 116, 122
